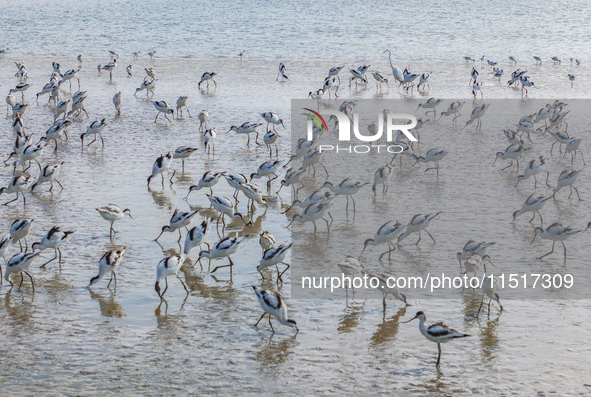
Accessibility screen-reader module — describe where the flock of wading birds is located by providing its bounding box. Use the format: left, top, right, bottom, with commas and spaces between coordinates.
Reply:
0, 48, 587, 367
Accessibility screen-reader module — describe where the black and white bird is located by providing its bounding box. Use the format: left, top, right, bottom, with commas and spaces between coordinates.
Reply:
147, 152, 174, 186
54, 99, 70, 120
403, 311, 470, 367
250, 160, 282, 190
61, 68, 81, 90
4, 252, 41, 292
263, 130, 280, 158
183, 219, 212, 266
10, 219, 34, 252
176, 96, 191, 118
256, 243, 292, 282
252, 286, 298, 334
10, 83, 31, 101
113, 92, 122, 115
154, 209, 200, 244
0, 175, 33, 206
172, 146, 198, 170
397, 212, 442, 245
135, 78, 155, 97
199, 235, 248, 274
152, 101, 174, 122
260, 112, 285, 132
155, 253, 189, 299
568, 74, 575, 88
203, 128, 216, 155
276, 63, 289, 81
227, 122, 263, 146
186, 171, 225, 196
80, 119, 107, 148
96, 204, 133, 237
198, 72, 217, 89
327, 65, 344, 82
88, 247, 127, 288
101, 59, 117, 81
197, 110, 209, 131
477, 274, 503, 318
360, 220, 407, 260
14, 142, 46, 172
367, 272, 408, 310
32, 226, 74, 268
40, 120, 71, 153
259, 230, 275, 252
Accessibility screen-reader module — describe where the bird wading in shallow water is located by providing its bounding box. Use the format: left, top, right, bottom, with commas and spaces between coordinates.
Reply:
88, 247, 126, 288
252, 286, 298, 334
403, 311, 469, 367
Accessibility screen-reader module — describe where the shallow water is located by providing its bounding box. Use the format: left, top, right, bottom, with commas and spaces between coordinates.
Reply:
1, 1, 591, 395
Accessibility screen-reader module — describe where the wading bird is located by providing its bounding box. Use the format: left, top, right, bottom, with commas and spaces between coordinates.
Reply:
32, 226, 74, 268
252, 286, 298, 334
96, 204, 133, 238
88, 247, 126, 288
403, 311, 470, 367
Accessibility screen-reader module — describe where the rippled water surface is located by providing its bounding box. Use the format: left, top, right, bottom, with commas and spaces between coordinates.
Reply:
1, 0, 591, 395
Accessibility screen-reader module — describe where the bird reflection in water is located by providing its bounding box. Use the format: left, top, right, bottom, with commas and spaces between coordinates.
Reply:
369, 306, 407, 347
476, 315, 501, 365
181, 265, 239, 302
155, 295, 188, 331
2, 288, 35, 323
148, 185, 174, 210
88, 289, 125, 318
254, 333, 298, 369
337, 300, 364, 334
461, 289, 484, 320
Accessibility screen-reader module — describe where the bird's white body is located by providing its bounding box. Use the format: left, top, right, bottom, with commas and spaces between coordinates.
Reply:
10, 219, 34, 249
253, 286, 298, 332
113, 92, 122, 115
96, 204, 129, 222
513, 194, 551, 222
553, 170, 580, 197
32, 162, 63, 191
32, 226, 73, 252
337, 256, 364, 277
148, 152, 173, 185
188, 171, 225, 195
457, 240, 495, 262
81, 119, 107, 147
368, 272, 407, 305
323, 178, 367, 196
257, 243, 291, 273
4, 252, 41, 286
155, 253, 188, 298
89, 248, 126, 287
398, 213, 441, 243
152, 101, 174, 122
183, 219, 211, 256
361, 220, 407, 256
259, 231, 275, 251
